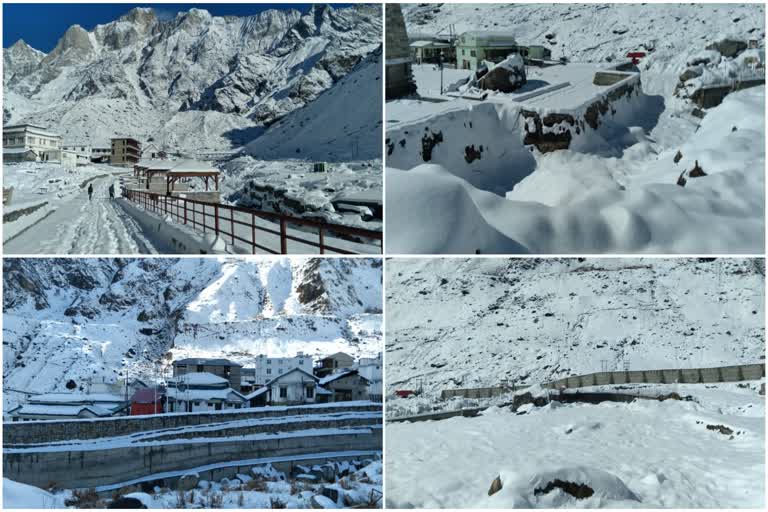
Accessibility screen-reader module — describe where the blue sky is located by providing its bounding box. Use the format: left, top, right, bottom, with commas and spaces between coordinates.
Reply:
3, 3, 352, 52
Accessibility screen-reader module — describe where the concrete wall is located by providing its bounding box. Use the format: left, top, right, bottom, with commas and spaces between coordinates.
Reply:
4, 430, 382, 490
692, 79, 765, 109
542, 363, 765, 390
4, 403, 380, 445
439, 363, 765, 398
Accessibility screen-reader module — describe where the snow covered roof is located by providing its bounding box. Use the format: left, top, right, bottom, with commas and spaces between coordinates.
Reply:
173, 357, 241, 367
410, 40, 451, 49
167, 159, 219, 174
131, 388, 164, 403
315, 387, 333, 395
319, 369, 370, 386
244, 387, 269, 400
165, 387, 245, 402
9, 404, 113, 417
264, 367, 319, 386
30, 393, 126, 405
171, 372, 229, 387
137, 159, 176, 171
3, 148, 37, 155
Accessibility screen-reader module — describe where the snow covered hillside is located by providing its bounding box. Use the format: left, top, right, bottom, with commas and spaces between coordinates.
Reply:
385, 258, 764, 401
3, 4, 381, 153
2, 258, 382, 410
387, 3, 765, 254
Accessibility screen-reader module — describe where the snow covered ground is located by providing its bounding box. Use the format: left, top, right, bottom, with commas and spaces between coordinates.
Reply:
386, 3, 765, 254
4, 163, 159, 254
4, 458, 383, 509
386, 382, 764, 508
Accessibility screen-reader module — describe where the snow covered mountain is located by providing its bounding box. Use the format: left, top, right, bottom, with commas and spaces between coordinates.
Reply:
385, 258, 764, 397
2, 258, 382, 409
3, 4, 382, 152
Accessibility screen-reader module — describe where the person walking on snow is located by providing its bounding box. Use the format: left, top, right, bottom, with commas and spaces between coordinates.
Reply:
109, 183, 115, 200
88, 183, 94, 201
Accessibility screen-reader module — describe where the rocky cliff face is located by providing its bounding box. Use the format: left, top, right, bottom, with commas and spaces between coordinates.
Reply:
3, 4, 381, 151
2, 257, 382, 407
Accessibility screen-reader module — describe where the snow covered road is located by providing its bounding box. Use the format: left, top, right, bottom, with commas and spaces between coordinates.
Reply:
4, 176, 159, 255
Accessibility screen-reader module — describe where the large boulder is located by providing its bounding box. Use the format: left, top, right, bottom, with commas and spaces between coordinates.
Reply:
177, 473, 199, 491
479, 54, 527, 92
310, 494, 338, 509
706, 38, 748, 58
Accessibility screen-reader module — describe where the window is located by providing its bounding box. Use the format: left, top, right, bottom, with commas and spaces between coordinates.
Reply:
194, 401, 201, 406
306, 386, 314, 398
278, 368, 283, 374
462, 49, 465, 55
299, 359, 304, 365
279, 386, 288, 398
470, 50, 477, 57
267, 368, 272, 375
267, 360, 272, 364
197, 365, 204, 372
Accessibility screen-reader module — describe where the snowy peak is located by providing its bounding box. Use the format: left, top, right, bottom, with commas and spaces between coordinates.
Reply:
3, 39, 46, 84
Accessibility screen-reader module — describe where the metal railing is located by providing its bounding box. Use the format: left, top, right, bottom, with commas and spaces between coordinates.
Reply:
122, 188, 382, 255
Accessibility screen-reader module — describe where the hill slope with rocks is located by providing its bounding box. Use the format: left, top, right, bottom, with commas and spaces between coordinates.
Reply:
3, 257, 382, 410
386, 258, 764, 399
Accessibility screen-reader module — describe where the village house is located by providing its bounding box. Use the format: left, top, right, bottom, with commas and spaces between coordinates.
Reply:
314, 352, 355, 378
2, 123, 62, 163
130, 387, 165, 415
319, 369, 370, 402
7, 392, 127, 422
172, 358, 242, 390
245, 367, 328, 407
111, 136, 141, 166
409, 32, 456, 65
165, 372, 246, 413
455, 31, 551, 70
385, 3, 417, 99
61, 143, 93, 165
141, 142, 165, 160
91, 146, 111, 163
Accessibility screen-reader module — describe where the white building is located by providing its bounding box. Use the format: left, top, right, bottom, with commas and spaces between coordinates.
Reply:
253, 353, 313, 386
165, 372, 247, 413
2, 124, 62, 162
356, 353, 383, 401
62, 143, 93, 166
91, 147, 111, 163
246, 368, 324, 407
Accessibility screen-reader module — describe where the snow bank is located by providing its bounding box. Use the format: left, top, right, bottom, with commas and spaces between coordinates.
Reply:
3, 478, 65, 509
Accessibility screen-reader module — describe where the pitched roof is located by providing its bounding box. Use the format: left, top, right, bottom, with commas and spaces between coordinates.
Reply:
171, 372, 229, 387
9, 404, 113, 417
131, 388, 164, 403
319, 369, 370, 386
265, 367, 319, 387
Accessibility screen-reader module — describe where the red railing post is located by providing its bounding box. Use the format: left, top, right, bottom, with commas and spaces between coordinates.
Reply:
183, 199, 188, 225
231, 209, 235, 246
280, 217, 288, 254
214, 204, 220, 236
319, 226, 325, 255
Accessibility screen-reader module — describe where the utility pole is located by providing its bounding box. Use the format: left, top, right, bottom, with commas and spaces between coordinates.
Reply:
439, 51, 445, 95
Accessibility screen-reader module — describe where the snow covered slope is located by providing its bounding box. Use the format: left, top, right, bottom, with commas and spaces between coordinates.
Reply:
243, 46, 383, 161
2, 258, 382, 410
3, 4, 381, 152
385, 258, 764, 399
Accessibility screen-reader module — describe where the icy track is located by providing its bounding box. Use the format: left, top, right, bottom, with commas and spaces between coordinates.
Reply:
386, 382, 764, 508
4, 175, 159, 255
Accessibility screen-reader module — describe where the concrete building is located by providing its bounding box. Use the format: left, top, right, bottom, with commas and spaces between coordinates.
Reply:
385, 3, 417, 99
356, 353, 383, 402
410, 39, 454, 65
111, 137, 141, 166
141, 142, 165, 160
172, 358, 242, 390
314, 352, 355, 378
252, 353, 313, 386
7, 392, 127, 422
2, 124, 62, 163
62, 143, 93, 165
165, 372, 246, 413
245, 368, 326, 407
91, 146, 111, 163
456, 31, 520, 70
319, 369, 370, 402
